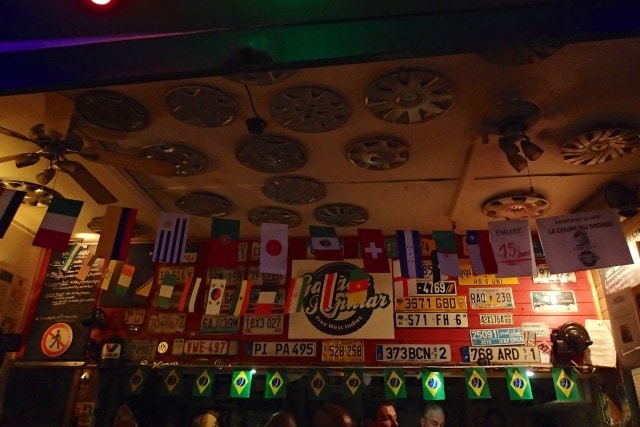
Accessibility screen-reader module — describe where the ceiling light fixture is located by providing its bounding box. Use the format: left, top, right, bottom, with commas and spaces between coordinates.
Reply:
482, 96, 543, 172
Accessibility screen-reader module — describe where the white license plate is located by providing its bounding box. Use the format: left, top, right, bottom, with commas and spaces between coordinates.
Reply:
395, 312, 468, 328
182, 340, 239, 355
470, 328, 524, 346
147, 313, 186, 333
242, 314, 284, 335
466, 346, 540, 363
417, 280, 457, 295
479, 313, 514, 326
375, 344, 451, 363
200, 315, 241, 334
469, 287, 514, 309
321, 340, 364, 363
124, 308, 145, 325
532, 265, 576, 284
246, 341, 316, 357
394, 296, 467, 312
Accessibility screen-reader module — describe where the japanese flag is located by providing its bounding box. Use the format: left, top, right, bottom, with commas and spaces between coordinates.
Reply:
259, 223, 288, 276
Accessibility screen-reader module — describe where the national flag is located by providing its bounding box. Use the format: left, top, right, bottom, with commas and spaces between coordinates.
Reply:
193, 368, 214, 397
230, 280, 252, 316
396, 230, 424, 278
285, 275, 311, 314
76, 253, 96, 281
126, 366, 149, 395
61, 243, 82, 272
152, 212, 190, 264
161, 367, 183, 396
343, 369, 365, 398
321, 272, 338, 311
134, 274, 154, 300
466, 230, 498, 275
506, 367, 533, 400
157, 273, 176, 309
552, 367, 580, 401
115, 263, 135, 297
488, 219, 535, 278
465, 368, 491, 399
432, 230, 461, 276
347, 268, 369, 307
384, 368, 407, 399
357, 228, 390, 273
309, 225, 342, 260
95, 206, 137, 261
308, 369, 328, 400
209, 218, 240, 268
230, 370, 252, 398
422, 369, 445, 400
260, 222, 288, 275
392, 260, 418, 298
206, 279, 226, 315
265, 369, 287, 399
255, 289, 277, 315
101, 259, 119, 291
33, 197, 84, 251
0, 188, 25, 238
178, 277, 202, 312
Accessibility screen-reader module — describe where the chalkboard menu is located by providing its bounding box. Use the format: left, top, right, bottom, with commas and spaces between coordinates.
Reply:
22, 245, 103, 360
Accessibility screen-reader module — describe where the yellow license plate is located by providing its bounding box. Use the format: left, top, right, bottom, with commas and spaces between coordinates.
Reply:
394, 296, 467, 312
321, 340, 364, 363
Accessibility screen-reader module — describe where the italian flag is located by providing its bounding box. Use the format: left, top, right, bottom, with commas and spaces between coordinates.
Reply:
33, 197, 84, 251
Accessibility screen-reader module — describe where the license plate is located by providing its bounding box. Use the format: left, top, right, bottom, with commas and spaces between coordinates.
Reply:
479, 313, 514, 326
321, 340, 364, 363
395, 312, 468, 328
394, 296, 467, 312
147, 313, 186, 333
376, 344, 451, 363
463, 346, 540, 363
125, 340, 157, 360
243, 314, 284, 335
532, 265, 576, 284
200, 315, 240, 334
417, 280, 457, 295
469, 287, 514, 309
522, 322, 549, 337
246, 341, 316, 357
470, 328, 524, 346
157, 266, 195, 285
124, 308, 145, 325
182, 339, 239, 355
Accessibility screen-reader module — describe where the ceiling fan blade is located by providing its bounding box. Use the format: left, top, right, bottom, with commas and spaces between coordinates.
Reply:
43, 92, 75, 140
0, 152, 38, 165
79, 148, 175, 177
65, 161, 118, 205
0, 125, 35, 143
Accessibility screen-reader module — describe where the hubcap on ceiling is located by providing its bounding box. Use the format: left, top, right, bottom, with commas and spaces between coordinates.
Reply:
175, 192, 232, 217
262, 175, 326, 205
346, 136, 409, 170
236, 135, 307, 173
75, 89, 150, 131
482, 193, 550, 219
165, 85, 237, 127
271, 87, 350, 133
248, 206, 301, 227
313, 203, 369, 227
561, 127, 640, 165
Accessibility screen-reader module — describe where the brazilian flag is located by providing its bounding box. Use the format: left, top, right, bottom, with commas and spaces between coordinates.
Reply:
384, 368, 407, 399
552, 367, 580, 401
422, 369, 445, 400
465, 368, 491, 399
506, 367, 533, 400
231, 370, 252, 398
162, 367, 183, 396
265, 370, 287, 399
343, 369, 365, 398
193, 368, 214, 397
308, 369, 328, 400
126, 366, 149, 395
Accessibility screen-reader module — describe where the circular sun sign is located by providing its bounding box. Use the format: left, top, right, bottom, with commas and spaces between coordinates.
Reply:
41, 322, 74, 357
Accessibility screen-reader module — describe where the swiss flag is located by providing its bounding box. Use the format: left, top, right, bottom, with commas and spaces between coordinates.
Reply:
357, 229, 390, 273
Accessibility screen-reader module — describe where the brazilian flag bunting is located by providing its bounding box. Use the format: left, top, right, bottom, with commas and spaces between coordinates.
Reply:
308, 369, 328, 400
193, 368, 214, 397
343, 369, 365, 398
231, 370, 253, 398
506, 367, 533, 400
465, 368, 491, 399
384, 368, 407, 399
422, 369, 445, 400
552, 367, 580, 401
162, 367, 183, 396
126, 366, 149, 395
265, 369, 287, 399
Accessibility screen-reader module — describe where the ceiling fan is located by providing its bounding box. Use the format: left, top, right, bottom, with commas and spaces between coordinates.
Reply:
0, 92, 175, 204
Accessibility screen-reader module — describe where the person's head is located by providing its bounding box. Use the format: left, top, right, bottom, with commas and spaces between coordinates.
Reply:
313, 402, 353, 427
265, 410, 297, 427
420, 404, 445, 427
192, 410, 219, 427
481, 407, 506, 427
365, 400, 398, 427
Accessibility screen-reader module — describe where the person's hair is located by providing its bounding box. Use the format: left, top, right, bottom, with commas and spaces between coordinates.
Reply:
482, 407, 506, 427
313, 402, 353, 427
423, 403, 444, 417
265, 410, 297, 427
365, 400, 395, 421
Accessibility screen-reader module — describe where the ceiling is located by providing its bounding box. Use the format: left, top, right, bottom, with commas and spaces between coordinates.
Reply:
1, 2, 640, 241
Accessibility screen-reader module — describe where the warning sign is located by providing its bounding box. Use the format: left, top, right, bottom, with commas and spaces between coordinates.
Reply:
41, 322, 73, 357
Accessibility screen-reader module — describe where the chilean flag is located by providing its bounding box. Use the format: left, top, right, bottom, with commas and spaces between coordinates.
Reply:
466, 230, 498, 275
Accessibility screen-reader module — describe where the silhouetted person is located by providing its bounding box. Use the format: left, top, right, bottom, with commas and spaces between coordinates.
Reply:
265, 410, 297, 427
313, 402, 353, 427
421, 404, 445, 427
